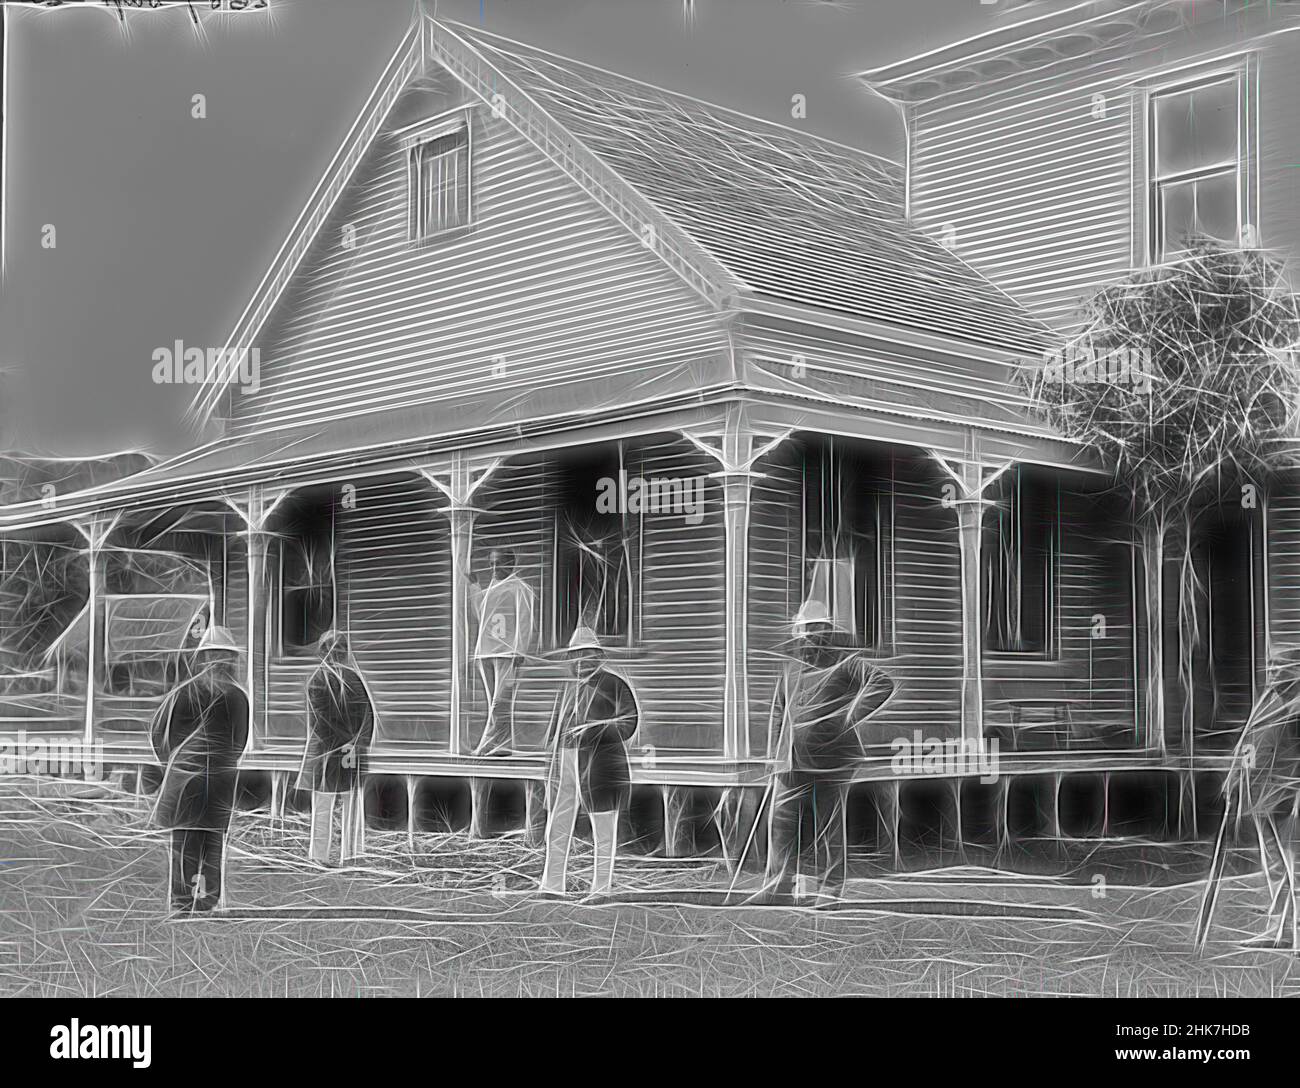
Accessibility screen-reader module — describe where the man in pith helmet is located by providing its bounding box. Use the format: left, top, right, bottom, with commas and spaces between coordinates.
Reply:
150, 625, 249, 913
750, 598, 896, 907
539, 624, 639, 898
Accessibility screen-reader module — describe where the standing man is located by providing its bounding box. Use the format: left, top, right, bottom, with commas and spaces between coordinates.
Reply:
1196, 645, 1300, 951
296, 630, 375, 867
539, 626, 639, 899
149, 625, 249, 914
749, 600, 895, 908
471, 547, 536, 756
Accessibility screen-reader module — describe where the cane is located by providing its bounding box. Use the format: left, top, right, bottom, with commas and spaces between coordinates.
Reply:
1195, 786, 1241, 954
724, 672, 792, 901
723, 774, 775, 899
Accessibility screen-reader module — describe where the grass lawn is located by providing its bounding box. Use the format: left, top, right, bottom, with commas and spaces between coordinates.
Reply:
1, 775, 1298, 997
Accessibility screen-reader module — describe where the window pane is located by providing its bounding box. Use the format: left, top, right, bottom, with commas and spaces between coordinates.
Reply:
801, 440, 883, 648
1194, 171, 1238, 242
553, 447, 635, 647
982, 469, 1054, 654
1155, 78, 1237, 176
807, 557, 856, 636
1157, 170, 1238, 258
1158, 177, 1197, 257
412, 128, 469, 239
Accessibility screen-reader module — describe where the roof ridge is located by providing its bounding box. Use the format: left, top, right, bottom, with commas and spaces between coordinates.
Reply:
440, 18, 900, 175
429, 18, 742, 305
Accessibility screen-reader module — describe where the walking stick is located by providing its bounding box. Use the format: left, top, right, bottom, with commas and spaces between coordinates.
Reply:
1264, 816, 1293, 946
1265, 794, 1300, 948
724, 774, 775, 898
1195, 789, 1239, 954
725, 669, 792, 900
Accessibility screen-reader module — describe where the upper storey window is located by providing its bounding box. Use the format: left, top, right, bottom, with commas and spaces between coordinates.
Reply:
1148, 71, 1250, 261
407, 114, 470, 242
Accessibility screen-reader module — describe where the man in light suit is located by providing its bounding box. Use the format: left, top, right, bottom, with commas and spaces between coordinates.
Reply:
539, 625, 639, 898
471, 548, 536, 756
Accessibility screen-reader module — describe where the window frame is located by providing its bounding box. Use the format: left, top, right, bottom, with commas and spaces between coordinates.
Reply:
1145, 61, 1255, 264
981, 466, 1059, 661
273, 536, 336, 660
547, 445, 645, 654
797, 451, 891, 655
402, 109, 472, 244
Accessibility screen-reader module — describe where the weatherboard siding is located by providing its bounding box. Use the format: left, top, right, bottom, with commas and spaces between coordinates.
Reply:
747, 443, 966, 752
907, 51, 1140, 333
264, 474, 453, 749
740, 317, 1043, 440
468, 437, 726, 755
226, 81, 729, 443
906, 27, 1300, 333
1267, 474, 1300, 654
982, 482, 1139, 751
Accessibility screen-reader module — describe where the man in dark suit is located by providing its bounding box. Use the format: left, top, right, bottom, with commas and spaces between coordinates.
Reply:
296, 630, 375, 866
149, 625, 249, 914
539, 625, 639, 898
751, 600, 895, 908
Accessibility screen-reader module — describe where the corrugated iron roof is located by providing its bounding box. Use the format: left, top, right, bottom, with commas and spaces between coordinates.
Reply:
443, 21, 1051, 355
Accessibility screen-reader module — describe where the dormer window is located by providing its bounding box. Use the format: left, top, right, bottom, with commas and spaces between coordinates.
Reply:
1148, 69, 1252, 262
407, 114, 470, 242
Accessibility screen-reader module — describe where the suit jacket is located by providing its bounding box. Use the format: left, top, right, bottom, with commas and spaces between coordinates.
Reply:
473, 575, 537, 659
295, 661, 375, 794
771, 654, 896, 782
150, 668, 250, 831
544, 667, 639, 807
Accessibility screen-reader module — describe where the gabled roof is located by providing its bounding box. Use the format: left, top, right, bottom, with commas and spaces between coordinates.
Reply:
438, 20, 1050, 356
185, 13, 1050, 429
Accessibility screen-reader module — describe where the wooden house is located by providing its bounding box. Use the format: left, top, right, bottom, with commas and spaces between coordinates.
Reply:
3, 5, 1295, 854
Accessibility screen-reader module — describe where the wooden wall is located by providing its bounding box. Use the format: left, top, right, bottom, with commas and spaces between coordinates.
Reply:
226, 74, 728, 444
904, 21, 1300, 332
469, 435, 726, 755
747, 439, 966, 753
265, 475, 452, 747
748, 440, 1139, 756
982, 480, 1139, 751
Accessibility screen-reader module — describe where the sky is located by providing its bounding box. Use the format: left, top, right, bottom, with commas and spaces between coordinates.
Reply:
0, 0, 1008, 459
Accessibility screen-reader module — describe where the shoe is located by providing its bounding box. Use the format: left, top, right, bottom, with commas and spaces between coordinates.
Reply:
536, 885, 567, 899
582, 889, 613, 905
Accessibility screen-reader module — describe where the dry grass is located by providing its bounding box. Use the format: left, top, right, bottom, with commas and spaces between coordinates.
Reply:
1, 775, 1298, 997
